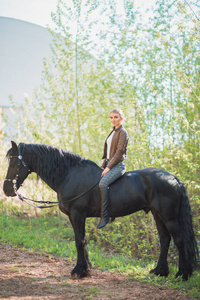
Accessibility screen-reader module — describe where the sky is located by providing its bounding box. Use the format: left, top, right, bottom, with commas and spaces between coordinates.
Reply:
0, 0, 157, 28
0, 0, 58, 28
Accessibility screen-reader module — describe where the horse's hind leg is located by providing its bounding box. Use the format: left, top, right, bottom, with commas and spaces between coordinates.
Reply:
150, 211, 171, 277
69, 211, 91, 278
165, 220, 192, 280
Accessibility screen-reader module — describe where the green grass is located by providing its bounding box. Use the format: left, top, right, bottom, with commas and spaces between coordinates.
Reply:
0, 213, 199, 298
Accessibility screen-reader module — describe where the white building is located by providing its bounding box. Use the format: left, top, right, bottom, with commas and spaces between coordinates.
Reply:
0, 17, 53, 107
0, 17, 53, 143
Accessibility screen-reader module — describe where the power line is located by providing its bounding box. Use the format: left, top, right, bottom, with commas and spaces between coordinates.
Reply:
182, 0, 200, 21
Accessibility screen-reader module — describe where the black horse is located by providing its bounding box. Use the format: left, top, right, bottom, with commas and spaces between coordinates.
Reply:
3, 141, 199, 280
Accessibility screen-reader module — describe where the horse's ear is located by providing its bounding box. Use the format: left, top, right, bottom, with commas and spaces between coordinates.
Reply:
11, 141, 18, 154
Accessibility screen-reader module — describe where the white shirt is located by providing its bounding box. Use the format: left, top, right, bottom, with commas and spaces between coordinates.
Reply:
106, 131, 115, 159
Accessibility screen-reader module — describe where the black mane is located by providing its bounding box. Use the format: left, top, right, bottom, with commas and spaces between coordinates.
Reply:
18, 143, 98, 188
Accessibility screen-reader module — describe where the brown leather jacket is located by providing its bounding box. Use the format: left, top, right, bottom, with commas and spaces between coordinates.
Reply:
101, 124, 129, 170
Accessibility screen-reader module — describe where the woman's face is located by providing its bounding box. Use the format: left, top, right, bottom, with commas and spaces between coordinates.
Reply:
109, 112, 123, 128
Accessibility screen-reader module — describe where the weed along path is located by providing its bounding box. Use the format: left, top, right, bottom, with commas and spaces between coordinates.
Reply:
0, 242, 195, 300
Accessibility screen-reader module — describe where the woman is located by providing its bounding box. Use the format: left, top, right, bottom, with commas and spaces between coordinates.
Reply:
97, 108, 129, 229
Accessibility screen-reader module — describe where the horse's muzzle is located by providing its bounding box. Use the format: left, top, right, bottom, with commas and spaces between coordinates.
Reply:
3, 180, 17, 197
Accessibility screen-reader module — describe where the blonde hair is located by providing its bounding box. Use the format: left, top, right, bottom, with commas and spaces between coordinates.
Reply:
110, 108, 124, 120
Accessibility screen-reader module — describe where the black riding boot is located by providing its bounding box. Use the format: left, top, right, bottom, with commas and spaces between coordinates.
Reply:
97, 187, 109, 229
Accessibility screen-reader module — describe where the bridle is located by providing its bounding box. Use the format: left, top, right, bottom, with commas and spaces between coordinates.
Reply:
4, 154, 31, 191
4, 152, 59, 209
4, 150, 100, 208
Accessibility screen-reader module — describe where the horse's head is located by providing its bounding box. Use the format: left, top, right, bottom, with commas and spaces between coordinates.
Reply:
3, 141, 31, 197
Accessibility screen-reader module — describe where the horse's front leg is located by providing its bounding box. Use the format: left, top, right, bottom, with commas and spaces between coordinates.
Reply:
69, 210, 91, 278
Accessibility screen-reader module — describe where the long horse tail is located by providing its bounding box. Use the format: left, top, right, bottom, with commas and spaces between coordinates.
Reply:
176, 177, 199, 270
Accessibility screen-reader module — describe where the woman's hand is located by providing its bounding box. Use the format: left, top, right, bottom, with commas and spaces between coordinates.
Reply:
101, 167, 110, 177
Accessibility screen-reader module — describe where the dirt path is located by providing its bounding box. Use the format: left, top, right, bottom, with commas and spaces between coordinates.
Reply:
0, 242, 196, 300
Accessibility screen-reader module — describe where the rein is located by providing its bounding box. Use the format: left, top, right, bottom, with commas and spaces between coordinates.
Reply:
17, 193, 59, 209
5, 152, 100, 209
62, 181, 99, 204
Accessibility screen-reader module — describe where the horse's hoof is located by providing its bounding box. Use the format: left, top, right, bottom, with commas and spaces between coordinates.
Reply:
71, 265, 91, 279
150, 267, 169, 277
175, 271, 190, 281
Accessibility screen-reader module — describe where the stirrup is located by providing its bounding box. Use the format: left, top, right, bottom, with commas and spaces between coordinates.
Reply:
97, 217, 109, 229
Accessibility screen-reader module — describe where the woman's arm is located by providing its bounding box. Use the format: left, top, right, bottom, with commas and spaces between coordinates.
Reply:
107, 129, 128, 170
